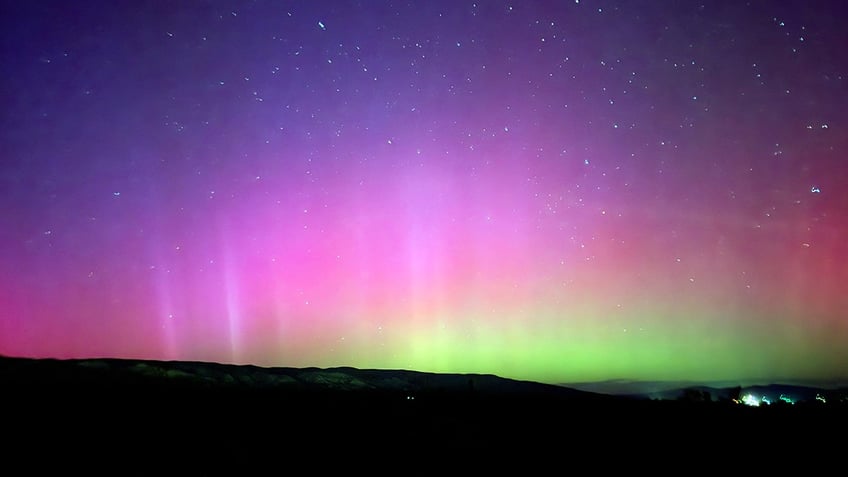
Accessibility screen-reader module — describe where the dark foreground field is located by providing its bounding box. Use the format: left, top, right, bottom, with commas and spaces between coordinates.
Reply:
3, 356, 844, 473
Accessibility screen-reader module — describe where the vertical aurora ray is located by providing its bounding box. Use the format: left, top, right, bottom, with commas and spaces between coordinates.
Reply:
221, 244, 243, 364
152, 260, 178, 361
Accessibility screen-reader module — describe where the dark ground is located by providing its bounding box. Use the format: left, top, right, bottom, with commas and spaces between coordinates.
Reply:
3, 356, 844, 473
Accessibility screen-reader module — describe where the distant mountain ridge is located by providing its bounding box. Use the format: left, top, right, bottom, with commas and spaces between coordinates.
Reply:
561, 378, 848, 403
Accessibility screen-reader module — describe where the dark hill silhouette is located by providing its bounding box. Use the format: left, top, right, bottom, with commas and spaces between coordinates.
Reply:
2, 355, 845, 472
0, 355, 604, 397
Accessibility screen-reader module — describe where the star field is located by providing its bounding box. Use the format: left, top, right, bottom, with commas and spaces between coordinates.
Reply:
1, 0, 847, 384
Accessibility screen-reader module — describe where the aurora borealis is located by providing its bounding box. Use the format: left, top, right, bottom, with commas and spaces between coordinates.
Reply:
1, 0, 846, 385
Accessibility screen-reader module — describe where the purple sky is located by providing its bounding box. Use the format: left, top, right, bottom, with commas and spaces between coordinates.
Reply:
1, 0, 847, 384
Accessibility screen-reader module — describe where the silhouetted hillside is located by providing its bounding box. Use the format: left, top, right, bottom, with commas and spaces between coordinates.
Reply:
3, 356, 845, 472
0, 355, 603, 398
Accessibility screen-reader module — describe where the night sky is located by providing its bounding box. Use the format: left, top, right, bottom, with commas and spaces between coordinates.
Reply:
2, 0, 847, 385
